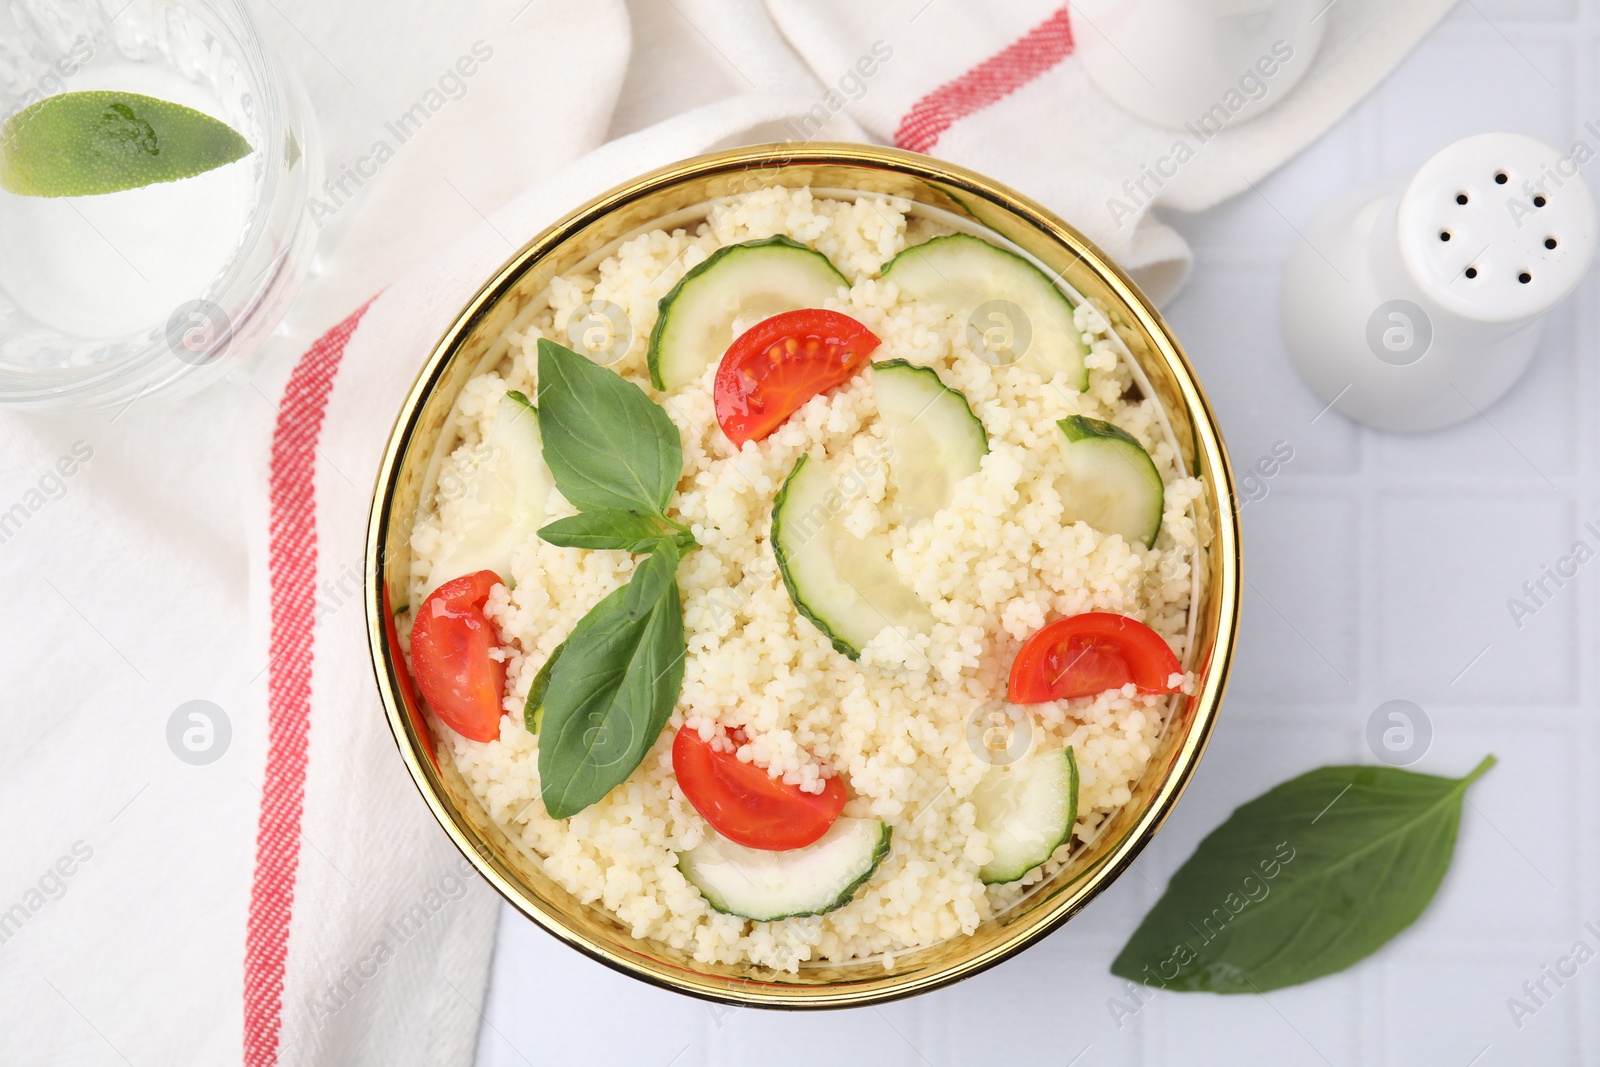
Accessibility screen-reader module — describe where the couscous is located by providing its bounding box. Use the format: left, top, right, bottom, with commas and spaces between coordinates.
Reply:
403, 186, 1201, 973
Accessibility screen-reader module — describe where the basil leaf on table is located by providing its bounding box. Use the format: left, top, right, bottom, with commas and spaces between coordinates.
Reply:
536, 551, 686, 819
539, 509, 690, 553
1111, 755, 1496, 993
522, 640, 566, 734
536, 339, 683, 515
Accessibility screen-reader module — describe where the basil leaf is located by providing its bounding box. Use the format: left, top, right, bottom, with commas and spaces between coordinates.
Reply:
624, 539, 680, 619
536, 339, 683, 515
1, 91, 252, 197
522, 640, 566, 734
539, 509, 683, 552
1111, 755, 1496, 993
537, 567, 686, 819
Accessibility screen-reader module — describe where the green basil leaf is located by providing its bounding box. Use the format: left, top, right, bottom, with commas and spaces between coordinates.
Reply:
536, 339, 683, 515
1, 91, 251, 197
1111, 755, 1496, 993
623, 539, 680, 619
537, 567, 685, 819
539, 509, 680, 552
523, 640, 566, 735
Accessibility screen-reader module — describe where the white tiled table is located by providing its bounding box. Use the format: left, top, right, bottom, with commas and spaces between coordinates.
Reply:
475, 5, 1600, 1063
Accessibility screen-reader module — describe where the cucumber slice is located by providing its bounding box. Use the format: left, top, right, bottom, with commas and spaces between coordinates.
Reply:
1055, 415, 1164, 548
422, 390, 552, 597
648, 236, 848, 391
772, 453, 934, 659
974, 746, 1079, 885
880, 234, 1089, 390
679, 817, 891, 921
871, 359, 988, 523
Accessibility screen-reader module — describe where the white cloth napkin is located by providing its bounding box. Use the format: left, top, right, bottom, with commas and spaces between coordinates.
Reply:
0, 2, 1455, 1065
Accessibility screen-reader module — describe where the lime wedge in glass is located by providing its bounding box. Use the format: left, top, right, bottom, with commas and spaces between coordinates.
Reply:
0, 90, 252, 198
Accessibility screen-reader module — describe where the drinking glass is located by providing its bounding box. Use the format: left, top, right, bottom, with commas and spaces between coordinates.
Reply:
0, 0, 320, 407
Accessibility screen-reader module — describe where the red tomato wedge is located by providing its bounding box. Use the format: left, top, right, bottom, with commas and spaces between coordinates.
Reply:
713, 309, 880, 446
1008, 612, 1182, 704
410, 570, 508, 743
672, 727, 847, 851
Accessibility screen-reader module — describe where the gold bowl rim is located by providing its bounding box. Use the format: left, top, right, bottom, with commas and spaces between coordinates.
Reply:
364, 141, 1241, 1008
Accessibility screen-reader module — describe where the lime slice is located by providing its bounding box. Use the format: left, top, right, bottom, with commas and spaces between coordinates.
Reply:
0, 90, 252, 198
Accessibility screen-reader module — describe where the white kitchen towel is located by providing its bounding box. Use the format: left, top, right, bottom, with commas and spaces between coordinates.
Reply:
0, 3, 1457, 1067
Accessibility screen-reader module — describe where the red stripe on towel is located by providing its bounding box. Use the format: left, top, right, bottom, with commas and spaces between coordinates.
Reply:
894, 5, 1075, 154
244, 299, 373, 1067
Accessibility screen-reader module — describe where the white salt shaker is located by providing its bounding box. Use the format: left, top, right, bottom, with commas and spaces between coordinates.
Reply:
1283, 133, 1597, 432
1070, 0, 1326, 130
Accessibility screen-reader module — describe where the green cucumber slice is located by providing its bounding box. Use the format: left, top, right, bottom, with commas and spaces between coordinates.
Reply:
422, 390, 551, 596
975, 746, 1079, 885
647, 235, 848, 391
871, 359, 988, 523
679, 817, 891, 921
880, 233, 1089, 390
1055, 415, 1164, 548
771, 453, 934, 659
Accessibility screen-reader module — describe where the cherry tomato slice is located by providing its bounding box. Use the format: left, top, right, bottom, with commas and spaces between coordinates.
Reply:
1008, 612, 1182, 704
672, 726, 847, 851
713, 309, 880, 446
409, 570, 508, 742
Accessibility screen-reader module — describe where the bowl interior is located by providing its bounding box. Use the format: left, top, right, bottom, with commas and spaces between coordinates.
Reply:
366, 144, 1239, 1008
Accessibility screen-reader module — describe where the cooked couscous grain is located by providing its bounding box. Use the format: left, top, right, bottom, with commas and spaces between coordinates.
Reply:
409, 187, 1199, 973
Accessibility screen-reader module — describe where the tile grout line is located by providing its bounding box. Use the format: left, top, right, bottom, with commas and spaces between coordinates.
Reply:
1578, 15, 1598, 1045
1356, 86, 1388, 1067
1570, 18, 1596, 1067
